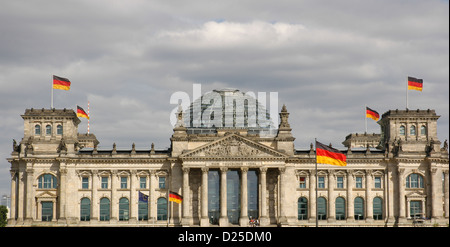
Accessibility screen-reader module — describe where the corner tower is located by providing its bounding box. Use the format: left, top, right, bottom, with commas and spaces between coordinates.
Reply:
17, 108, 81, 157
378, 109, 441, 156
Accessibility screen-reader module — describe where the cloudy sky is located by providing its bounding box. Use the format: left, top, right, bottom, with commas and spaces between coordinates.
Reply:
0, 0, 448, 196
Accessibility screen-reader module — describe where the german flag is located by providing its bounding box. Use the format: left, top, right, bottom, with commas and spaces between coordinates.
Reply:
366, 107, 379, 121
316, 141, 347, 167
53, 75, 71, 90
408, 76, 423, 91
77, 105, 89, 119
169, 191, 183, 204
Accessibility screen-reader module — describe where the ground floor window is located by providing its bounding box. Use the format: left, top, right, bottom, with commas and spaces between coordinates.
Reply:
138, 201, 148, 221
317, 197, 327, 220
410, 200, 423, 218
157, 197, 167, 221
373, 197, 383, 220
354, 197, 364, 220
80, 198, 91, 221
298, 197, 308, 220
100, 198, 110, 221
335, 197, 346, 220
119, 197, 129, 221
41, 201, 53, 221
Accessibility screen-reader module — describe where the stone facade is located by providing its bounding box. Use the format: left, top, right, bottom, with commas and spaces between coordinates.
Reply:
6, 97, 449, 227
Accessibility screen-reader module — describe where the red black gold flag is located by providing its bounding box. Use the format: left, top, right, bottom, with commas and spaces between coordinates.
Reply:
366, 107, 379, 121
77, 105, 89, 119
316, 141, 347, 167
169, 191, 183, 204
408, 76, 423, 91
53, 75, 71, 90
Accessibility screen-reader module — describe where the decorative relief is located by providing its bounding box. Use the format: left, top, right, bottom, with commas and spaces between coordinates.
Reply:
203, 138, 261, 156
181, 134, 287, 159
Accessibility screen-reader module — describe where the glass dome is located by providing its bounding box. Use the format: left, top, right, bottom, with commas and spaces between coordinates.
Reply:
183, 89, 276, 135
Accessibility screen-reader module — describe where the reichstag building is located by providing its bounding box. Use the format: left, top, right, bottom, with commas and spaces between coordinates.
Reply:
7, 89, 449, 226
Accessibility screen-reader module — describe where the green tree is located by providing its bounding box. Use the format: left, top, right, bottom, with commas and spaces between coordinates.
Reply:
0, 205, 8, 227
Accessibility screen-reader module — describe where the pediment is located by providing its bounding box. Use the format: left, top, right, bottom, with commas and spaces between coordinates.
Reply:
179, 134, 288, 159
36, 190, 57, 198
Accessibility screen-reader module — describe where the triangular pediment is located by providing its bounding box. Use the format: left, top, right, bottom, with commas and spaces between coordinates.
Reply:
179, 134, 288, 159
35, 190, 57, 198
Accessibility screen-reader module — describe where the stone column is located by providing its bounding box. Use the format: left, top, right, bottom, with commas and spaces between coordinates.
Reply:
58, 166, 67, 221
149, 170, 156, 223
17, 169, 25, 222
200, 167, 209, 226
182, 167, 191, 225
328, 170, 335, 222
366, 170, 373, 221
398, 168, 406, 222
91, 170, 99, 221
278, 167, 287, 224
219, 167, 228, 226
9, 171, 17, 222
259, 167, 269, 225
430, 168, 443, 219
239, 167, 248, 226
111, 170, 118, 221
386, 163, 395, 222
444, 170, 449, 219
25, 167, 34, 222
308, 169, 316, 223
130, 170, 137, 222
346, 170, 354, 222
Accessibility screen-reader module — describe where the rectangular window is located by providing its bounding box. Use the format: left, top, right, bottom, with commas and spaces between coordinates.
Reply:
318, 176, 325, 188
41, 202, 53, 221
121, 177, 128, 189
374, 176, 382, 188
140, 177, 147, 189
337, 176, 344, 188
299, 177, 306, 188
82, 177, 89, 189
356, 177, 363, 188
159, 177, 166, 189
101, 177, 108, 189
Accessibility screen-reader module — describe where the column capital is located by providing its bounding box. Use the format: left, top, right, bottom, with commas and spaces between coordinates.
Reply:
220, 167, 228, 173
201, 167, 209, 173
241, 167, 248, 173
259, 167, 268, 173
183, 167, 190, 174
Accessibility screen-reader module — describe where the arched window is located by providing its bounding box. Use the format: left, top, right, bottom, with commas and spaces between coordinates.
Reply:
373, 197, 383, 220
400, 125, 405, 136
56, 125, 63, 135
99, 198, 110, 221
157, 197, 167, 221
119, 197, 129, 221
335, 197, 346, 220
138, 200, 148, 221
420, 126, 426, 136
298, 197, 308, 220
80, 198, 91, 221
38, 174, 57, 189
317, 197, 327, 220
354, 197, 364, 220
35, 125, 41, 135
410, 125, 416, 135
46, 124, 52, 135
406, 174, 424, 188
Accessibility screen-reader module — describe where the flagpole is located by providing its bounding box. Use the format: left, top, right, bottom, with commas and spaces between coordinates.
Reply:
87, 101, 90, 134
51, 75, 54, 109
406, 76, 408, 110
315, 138, 318, 227
364, 105, 367, 133
167, 170, 170, 227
